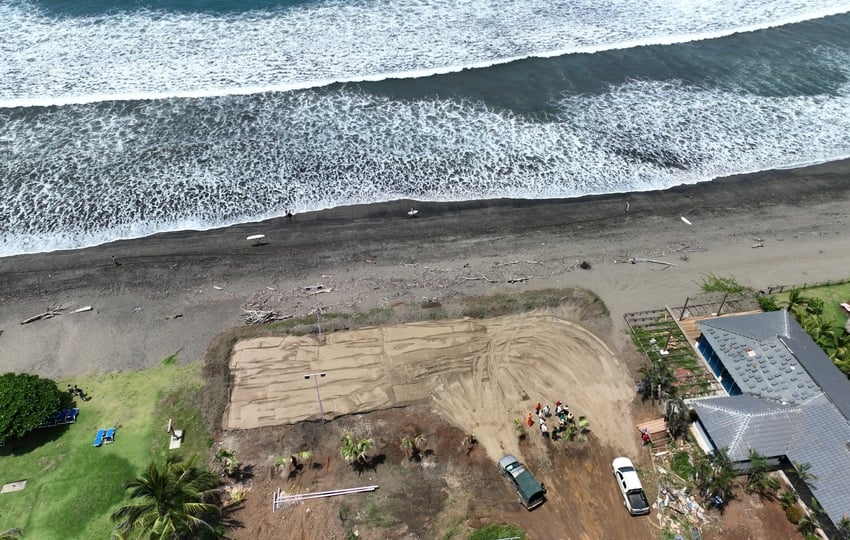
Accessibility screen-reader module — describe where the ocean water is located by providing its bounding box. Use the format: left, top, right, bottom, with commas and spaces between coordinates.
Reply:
1, 0, 849, 256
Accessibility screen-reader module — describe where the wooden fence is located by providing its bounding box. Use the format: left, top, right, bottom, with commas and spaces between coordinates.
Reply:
762, 277, 850, 296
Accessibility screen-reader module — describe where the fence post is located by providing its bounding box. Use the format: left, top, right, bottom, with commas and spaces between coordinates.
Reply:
678, 297, 690, 321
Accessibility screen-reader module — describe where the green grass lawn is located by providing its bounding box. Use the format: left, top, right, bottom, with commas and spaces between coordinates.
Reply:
773, 281, 850, 330
0, 361, 209, 539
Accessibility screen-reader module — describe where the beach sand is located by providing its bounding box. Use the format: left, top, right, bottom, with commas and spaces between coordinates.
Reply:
1, 160, 849, 380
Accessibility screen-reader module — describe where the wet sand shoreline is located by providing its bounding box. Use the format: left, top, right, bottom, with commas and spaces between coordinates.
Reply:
1, 159, 849, 377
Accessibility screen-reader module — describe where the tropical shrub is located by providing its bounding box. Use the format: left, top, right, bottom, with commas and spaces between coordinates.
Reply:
0, 372, 64, 441
785, 504, 804, 524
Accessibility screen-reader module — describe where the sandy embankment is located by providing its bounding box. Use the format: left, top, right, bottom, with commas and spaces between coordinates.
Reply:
223, 314, 636, 460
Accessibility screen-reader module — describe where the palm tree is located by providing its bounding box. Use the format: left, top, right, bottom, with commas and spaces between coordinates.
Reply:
784, 288, 808, 318
665, 397, 690, 439
111, 454, 223, 539
701, 447, 734, 506
400, 434, 426, 460
801, 314, 834, 348
745, 449, 778, 495
791, 460, 818, 485
638, 359, 676, 404
339, 432, 374, 465
824, 329, 850, 373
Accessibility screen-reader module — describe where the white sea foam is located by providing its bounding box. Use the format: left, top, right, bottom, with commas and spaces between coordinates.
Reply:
1, 0, 849, 106
2, 73, 849, 256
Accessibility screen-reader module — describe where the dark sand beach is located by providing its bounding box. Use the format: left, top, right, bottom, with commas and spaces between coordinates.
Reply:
1, 160, 849, 377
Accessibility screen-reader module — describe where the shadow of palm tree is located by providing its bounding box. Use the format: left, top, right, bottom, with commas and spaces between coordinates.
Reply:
352, 454, 386, 475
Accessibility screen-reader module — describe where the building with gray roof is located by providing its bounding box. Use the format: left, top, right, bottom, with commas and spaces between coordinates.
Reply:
688, 310, 850, 530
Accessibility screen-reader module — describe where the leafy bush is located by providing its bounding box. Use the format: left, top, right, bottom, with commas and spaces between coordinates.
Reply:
700, 274, 753, 295
758, 295, 780, 312
0, 372, 64, 441
785, 504, 804, 524
671, 451, 694, 480
470, 524, 526, 540
805, 297, 824, 315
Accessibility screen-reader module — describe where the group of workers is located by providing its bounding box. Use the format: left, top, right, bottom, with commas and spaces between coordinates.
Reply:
526, 400, 575, 439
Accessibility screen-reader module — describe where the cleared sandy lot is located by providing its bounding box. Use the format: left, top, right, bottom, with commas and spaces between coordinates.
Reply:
223, 312, 637, 460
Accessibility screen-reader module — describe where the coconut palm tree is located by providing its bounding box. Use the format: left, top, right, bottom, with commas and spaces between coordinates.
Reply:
111, 454, 223, 539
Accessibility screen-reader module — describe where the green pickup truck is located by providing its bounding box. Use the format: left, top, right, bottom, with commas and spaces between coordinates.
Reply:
498, 454, 547, 510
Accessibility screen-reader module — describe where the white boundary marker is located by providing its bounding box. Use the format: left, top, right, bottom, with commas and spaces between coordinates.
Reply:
272, 485, 378, 512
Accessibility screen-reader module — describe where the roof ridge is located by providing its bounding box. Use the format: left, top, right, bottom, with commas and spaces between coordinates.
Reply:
727, 412, 750, 455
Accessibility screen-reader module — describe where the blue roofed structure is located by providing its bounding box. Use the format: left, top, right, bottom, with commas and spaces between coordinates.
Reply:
689, 310, 850, 530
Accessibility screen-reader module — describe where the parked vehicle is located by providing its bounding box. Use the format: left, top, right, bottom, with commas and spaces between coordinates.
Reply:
498, 454, 546, 510
612, 457, 650, 515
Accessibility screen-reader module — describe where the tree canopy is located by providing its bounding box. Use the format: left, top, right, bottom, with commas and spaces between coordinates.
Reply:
0, 372, 64, 441
111, 454, 224, 539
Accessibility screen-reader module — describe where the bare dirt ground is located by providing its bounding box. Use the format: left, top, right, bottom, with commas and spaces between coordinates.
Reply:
218, 310, 803, 540
222, 403, 801, 540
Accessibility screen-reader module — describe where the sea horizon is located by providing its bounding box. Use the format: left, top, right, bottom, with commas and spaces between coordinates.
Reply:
2, 0, 850, 257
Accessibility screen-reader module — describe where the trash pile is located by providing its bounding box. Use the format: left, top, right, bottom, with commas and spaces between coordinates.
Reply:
654, 465, 710, 539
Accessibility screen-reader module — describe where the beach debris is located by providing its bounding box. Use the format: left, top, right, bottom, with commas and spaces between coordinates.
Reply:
507, 277, 529, 284
304, 284, 325, 292
407, 207, 418, 217
461, 275, 499, 283
266, 286, 277, 291
402, 263, 418, 267
246, 234, 267, 246
366, 259, 377, 264
242, 309, 291, 325
21, 305, 64, 325
308, 288, 332, 295
165, 314, 183, 320
751, 242, 764, 248
579, 261, 592, 270
624, 201, 631, 212
629, 258, 678, 268
213, 286, 223, 290
321, 274, 332, 278
680, 216, 692, 225
71, 306, 92, 314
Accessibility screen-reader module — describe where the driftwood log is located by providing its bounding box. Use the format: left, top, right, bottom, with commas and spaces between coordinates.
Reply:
242, 310, 292, 325
21, 306, 64, 325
